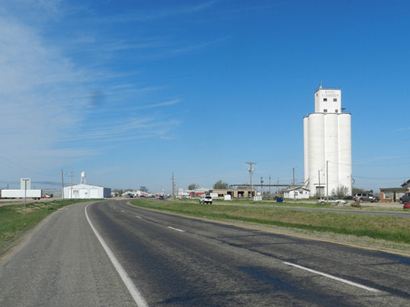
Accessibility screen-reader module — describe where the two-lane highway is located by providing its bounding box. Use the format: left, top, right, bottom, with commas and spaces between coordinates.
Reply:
1, 200, 410, 306
88, 201, 410, 306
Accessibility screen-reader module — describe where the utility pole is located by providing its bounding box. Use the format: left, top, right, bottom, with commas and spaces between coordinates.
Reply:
61, 169, 64, 199
326, 160, 329, 200
260, 177, 264, 196
171, 172, 176, 199
21, 178, 29, 207
70, 171, 73, 199
246, 161, 255, 198
268, 176, 271, 196
292, 167, 295, 186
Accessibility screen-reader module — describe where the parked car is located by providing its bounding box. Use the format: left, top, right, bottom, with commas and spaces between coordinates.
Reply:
354, 193, 378, 202
318, 198, 347, 205
199, 195, 213, 205
400, 193, 410, 204
403, 202, 410, 209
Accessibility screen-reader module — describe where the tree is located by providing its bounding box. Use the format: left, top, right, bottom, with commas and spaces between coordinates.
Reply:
352, 187, 365, 195
333, 185, 348, 198
213, 180, 229, 189
188, 183, 199, 190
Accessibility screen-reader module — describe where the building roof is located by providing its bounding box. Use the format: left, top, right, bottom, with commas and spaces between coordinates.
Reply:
315, 87, 340, 92
380, 187, 407, 193
284, 187, 310, 192
401, 179, 410, 188
64, 183, 107, 189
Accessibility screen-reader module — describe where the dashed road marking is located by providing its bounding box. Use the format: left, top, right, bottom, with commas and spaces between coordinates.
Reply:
283, 261, 380, 293
167, 226, 185, 233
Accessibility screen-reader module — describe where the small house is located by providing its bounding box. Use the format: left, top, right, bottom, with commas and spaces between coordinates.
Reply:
284, 187, 310, 199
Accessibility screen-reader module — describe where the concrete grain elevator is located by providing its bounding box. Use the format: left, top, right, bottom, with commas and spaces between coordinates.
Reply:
303, 86, 352, 197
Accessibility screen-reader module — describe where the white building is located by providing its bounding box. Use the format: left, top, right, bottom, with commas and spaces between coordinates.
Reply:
303, 87, 352, 197
63, 184, 111, 199
284, 187, 310, 199
1, 178, 42, 199
63, 171, 111, 199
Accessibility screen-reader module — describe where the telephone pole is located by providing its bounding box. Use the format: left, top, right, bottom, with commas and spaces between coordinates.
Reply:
61, 169, 65, 199
246, 161, 255, 198
171, 172, 176, 199
21, 178, 30, 207
70, 171, 73, 199
268, 176, 271, 196
326, 160, 329, 199
292, 167, 295, 186
318, 169, 321, 198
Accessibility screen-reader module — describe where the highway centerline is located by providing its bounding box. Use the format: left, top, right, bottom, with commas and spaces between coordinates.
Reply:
85, 204, 149, 307
283, 261, 381, 293
167, 226, 185, 232
133, 206, 379, 293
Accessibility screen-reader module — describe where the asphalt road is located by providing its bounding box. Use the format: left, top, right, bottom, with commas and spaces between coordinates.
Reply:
1, 200, 410, 306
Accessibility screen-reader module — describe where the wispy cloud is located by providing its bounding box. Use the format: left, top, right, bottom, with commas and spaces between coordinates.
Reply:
0, 0, 65, 22
136, 98, 181, 110
67, 38, 165, 54
126, 37, 229, 62
0, 3, 182, 179
61, 117, 180, 143
91, 1, 218, 24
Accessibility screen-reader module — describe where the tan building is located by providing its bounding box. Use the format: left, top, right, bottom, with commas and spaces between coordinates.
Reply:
379, 179, 410, 203
379, 188, 407, 203
211, 188, 255, 199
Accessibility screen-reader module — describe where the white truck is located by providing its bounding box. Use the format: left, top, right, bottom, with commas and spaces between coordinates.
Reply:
1, 189, 42, 199
199, 195, 213, 205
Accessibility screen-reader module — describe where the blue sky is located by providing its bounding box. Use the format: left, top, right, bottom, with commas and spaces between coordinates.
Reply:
0, 0, 409, 191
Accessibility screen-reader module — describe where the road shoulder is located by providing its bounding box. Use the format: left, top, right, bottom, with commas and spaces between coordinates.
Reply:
0, 201, 96, 264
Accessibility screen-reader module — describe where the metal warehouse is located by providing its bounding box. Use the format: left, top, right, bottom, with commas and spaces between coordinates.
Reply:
63, 172, 111, 199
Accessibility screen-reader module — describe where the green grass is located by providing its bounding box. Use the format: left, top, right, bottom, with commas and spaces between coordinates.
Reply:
0, 200, 88, 254
131, 199, 410, 244
212, 199, 334, 209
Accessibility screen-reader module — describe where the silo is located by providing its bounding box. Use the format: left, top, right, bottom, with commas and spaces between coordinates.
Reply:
308, 113, 325, 196
324, 114, 339, 196
303, 117, 309, 184
304, 87, 352, 197
338, 113, 352, 195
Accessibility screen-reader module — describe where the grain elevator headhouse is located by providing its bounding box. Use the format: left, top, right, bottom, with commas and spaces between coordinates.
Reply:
303, 86, 352, 197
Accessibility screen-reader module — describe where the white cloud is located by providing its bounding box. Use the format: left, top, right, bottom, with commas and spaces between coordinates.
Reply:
91, 1, 218, 24
0, 0, 186, 185
0, 15, 91, 174
0, 0, 64, 21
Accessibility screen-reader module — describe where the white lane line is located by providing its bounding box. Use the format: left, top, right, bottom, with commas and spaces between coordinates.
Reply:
136, 215, 142, 219
283, 261, 380, 293
167, 226, 185, 233
85, 204, 149, 307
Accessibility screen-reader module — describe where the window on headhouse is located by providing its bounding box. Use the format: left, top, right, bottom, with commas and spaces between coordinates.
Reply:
323, 98, 327, 102
324, 109, 328, 112
333, 98, 337, 102
335, 109, 338, 113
